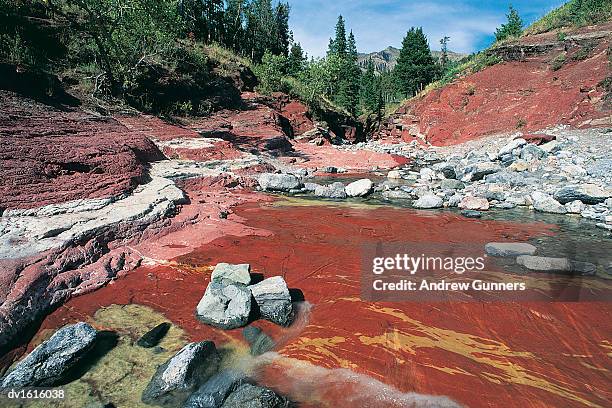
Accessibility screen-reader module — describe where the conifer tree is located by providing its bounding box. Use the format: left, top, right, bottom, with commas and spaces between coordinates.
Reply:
495, 5, 523, 41
287, 41, 306, 75
394, 27, 437, 97
328, 15, 347, 57
274, 2, 290, 56
360, 59, 378, 112
343, 30, 361, 115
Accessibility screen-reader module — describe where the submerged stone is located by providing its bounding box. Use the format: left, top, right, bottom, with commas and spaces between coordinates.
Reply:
1, 322, 98, 388
142, 341, 220, 406
221, 383, 288, 408
137, 322, 172, 348
485, 242, 537, 257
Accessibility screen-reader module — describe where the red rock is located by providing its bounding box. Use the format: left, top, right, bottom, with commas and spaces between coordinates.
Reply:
381, 27, 611, 146
0, 91, 164, 211
518, 133, 556, 145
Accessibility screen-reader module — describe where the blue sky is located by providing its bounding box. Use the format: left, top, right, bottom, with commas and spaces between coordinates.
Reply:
287, 0, 567, 57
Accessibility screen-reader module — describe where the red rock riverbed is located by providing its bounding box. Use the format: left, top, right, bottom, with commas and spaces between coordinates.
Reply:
34, 199, 612, 408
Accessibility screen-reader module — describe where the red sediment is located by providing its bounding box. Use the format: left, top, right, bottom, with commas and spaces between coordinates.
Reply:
30, 201, 611, 408
292, 143, 404, 171
0, 92, 164, 210
381, 25, 611, 146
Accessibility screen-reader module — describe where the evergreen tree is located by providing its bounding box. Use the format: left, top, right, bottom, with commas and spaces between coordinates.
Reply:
274, 2, 290, 56
495, 5, 523, 41
224, 0, 246, 52
360, 58, 378, 112
439, 36, 450, 68
394, 27, 437, 97
343, 30, 361, 115
327, 15, 346, 57
287, 41, 306, 75
246, 0, 276, 62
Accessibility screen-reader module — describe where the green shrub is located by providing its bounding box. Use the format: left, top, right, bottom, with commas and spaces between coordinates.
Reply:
253, 51, 287, 95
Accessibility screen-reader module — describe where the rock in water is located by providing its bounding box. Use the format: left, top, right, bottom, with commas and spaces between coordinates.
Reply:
142, 341, 220, 406
516, 256, 597, 275
1, 322, 97, 388
461, 210, 482, 218
516, 256, 571, 272
459, 196, 490, 211
531, 192, 566, 214
553, 184, 610, 205
211, 263, 251, 286
314, 182, 347, 199
242, 326, 275, 356
221, 384, 288, 408
485, 243, 537, 257
413, 194, 443, 209
258, 173, 302, 192
196, 283, 251, 329
249, 276, 293, 326
345, 179, 373, 197
137, 322, 171, 348
184, 370, 246, 408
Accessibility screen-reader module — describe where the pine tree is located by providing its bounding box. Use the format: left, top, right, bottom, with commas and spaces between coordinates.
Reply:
246, 0, 276, 62
328, 15, 346, 57
274, 2, 290, 57
495, 5, 523, 42
360, 58, 377, 112
439, 36, 450, 68
287, 41, 306, 75
394, 27, 437, 97
224, 0, 246, 52
343, 30, 361, 115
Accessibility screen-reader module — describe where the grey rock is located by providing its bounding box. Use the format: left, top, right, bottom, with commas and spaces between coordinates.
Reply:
587, 159, 612, 178
387, 170, 402, 179
515, 256, 596, 275
242, 326, 275, 356
485, 243, 537, 257
459, 196, 490, 211
221, 384, 288, 408
484, 171, 532, 187
314, 182, 347, 199
553, 184, 610, 205
531, 192, 566, 214
432, 162, 457, 179
498, 138, 526, 157
258, 174, 302, 192
447, 193, 463, 207
540, 140, 562, 154
211, 263, 251, 286
137, 322, 171, 348
440, 179, 464, 190
345, 179, 373, 197
250, 276, 293, 326
142, 341, 220, 406
462, 162, 502, 181
565, 200, 586, 214
461, 210, 482, 218
516, 256, 571, 272
382, 190, 413, 200
520, 144, 547, 161
494, 202, 517, 209
1, 322, 97, 388
196, 283, 251, 330
183, 370, 246, 408
303, 183, 320, 192
322, 166, 337, 173
413, 194, 443, 209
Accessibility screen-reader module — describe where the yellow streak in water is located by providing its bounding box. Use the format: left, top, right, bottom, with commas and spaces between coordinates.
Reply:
358, 304, 603, 408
